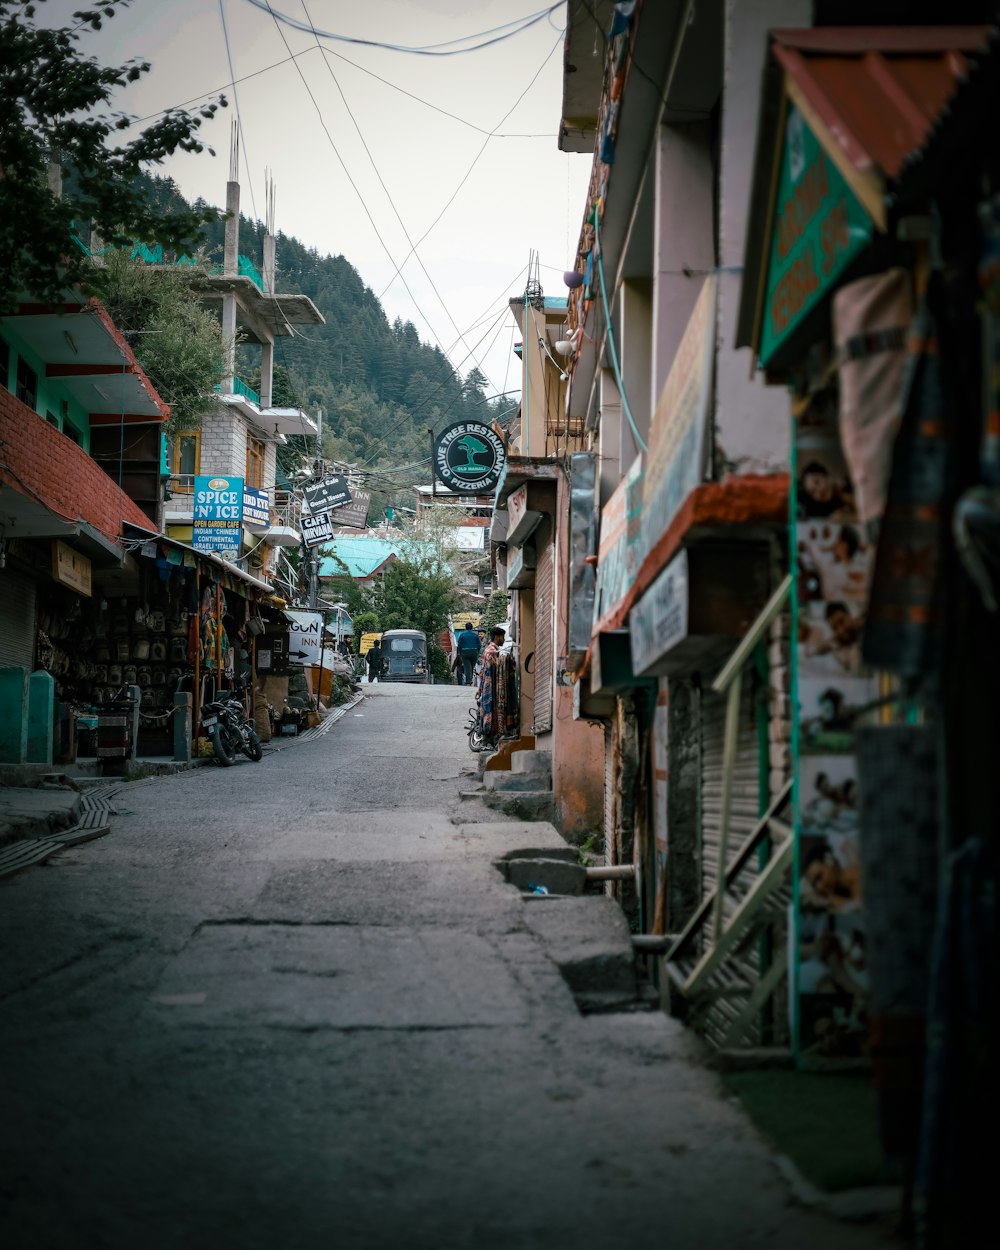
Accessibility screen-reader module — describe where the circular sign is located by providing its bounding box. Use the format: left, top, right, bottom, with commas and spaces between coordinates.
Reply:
432, 421, 506, 494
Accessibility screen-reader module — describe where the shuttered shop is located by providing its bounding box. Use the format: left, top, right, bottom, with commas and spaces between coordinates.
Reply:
0, 569, 36, 669
532, 535, 553, 733
699, 680, 761, 906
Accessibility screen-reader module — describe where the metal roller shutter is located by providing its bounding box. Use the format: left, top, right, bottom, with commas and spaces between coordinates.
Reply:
0, 570, 36, 669
533, 536, 553, 733
699, 679, 760, 905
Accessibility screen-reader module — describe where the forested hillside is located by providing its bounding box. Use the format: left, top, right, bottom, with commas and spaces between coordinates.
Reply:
142, 176, 513, 502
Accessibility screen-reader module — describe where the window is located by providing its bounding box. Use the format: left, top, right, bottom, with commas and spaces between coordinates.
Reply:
44, 411, 60, 428
246, 434, 265, 488
0, 337, 9, 390
63, 423, 82, 446
171, 431, 200, 492
16, 358, 37, 409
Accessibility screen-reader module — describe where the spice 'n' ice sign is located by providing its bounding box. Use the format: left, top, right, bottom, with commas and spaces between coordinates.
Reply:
193, 475, 244, 558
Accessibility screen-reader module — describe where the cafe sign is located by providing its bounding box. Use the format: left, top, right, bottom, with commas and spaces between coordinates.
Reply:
758, 103, 872, 367
432, 420, 506, 494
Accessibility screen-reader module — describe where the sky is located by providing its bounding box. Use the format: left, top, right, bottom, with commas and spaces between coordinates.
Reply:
41, 0, 593, 402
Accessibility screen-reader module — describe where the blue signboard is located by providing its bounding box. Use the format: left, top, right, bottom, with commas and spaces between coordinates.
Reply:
193, 474, 244, 559
242, 485, 270, 526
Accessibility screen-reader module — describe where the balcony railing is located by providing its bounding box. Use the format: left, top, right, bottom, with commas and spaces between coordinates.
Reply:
214, 377, 261, 406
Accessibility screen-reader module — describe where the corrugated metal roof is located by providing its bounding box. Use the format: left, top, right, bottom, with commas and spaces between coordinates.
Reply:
770, 26, 989, 181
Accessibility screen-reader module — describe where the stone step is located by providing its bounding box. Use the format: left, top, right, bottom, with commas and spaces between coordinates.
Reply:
483, 770, 552, 793
503, 857, 586, 896
481, 790, 557, 823
512, 750, 552, 775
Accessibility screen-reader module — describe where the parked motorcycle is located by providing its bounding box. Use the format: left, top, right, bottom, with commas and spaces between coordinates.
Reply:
466, 704, 488, 753
201, 689, 263, 766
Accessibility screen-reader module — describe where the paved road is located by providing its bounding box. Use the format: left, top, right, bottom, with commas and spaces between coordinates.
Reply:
0, 684, 892, 1249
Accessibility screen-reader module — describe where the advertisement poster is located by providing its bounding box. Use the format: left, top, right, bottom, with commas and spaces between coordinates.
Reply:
794, 396, 876, 1061
193, 474, 244, 559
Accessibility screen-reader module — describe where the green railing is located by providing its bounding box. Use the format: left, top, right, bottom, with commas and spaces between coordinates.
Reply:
214, 377, 261, 406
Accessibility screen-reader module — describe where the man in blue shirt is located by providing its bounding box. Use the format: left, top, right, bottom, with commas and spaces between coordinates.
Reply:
455, 621, 481, 686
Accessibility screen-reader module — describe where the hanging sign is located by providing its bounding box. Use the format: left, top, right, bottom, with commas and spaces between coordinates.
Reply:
285, 610, 323, 666
303, 474, 352, 517
301, 508, 336, 549
642, 277, 715, 560
242, 486, 270, 526
432, 421, 506, 494
193, 475, 243, 559
331, 488, 370, 530
759, 104, 873, 366
51, 540, 92, 596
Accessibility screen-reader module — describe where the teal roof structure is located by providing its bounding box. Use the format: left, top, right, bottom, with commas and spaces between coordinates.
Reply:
319, 537, 401, 579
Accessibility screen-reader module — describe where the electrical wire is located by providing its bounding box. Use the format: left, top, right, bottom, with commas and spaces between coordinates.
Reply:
242, 1, 562, 56
218, 0, 261, 225
375, 29, 562, 303
260, 2, 484, 387
593, 210, 647, 453
299, 0, 502, 394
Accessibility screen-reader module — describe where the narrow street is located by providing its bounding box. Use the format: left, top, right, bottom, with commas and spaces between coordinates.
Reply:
1, 685, 889, 1250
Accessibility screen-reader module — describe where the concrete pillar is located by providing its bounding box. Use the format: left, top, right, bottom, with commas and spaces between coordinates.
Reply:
26, 670, 55, 764
224, 180, 240, 276
262, 233, 276, 295
619, 278, 653, 466
652, 122, 714, 402
259, 339, 274, 409
0, 668, 29, 763
598, 368, 622, 507
221, 292, 237, 394
173, 692, 192, 762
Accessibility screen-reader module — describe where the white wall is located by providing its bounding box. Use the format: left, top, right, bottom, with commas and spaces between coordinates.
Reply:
714, 0, 811, 475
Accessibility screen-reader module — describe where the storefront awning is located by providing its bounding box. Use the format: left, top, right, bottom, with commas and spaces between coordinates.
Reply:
737, 25, 990, 371
122, 521, 275, 597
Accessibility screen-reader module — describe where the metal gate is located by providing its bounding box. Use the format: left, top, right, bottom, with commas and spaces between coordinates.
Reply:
0, 569, 36, 669
533, 534, 553, 733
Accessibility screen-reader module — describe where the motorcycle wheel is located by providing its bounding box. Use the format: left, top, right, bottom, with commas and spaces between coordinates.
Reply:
243, 729, 263, 762
212, 724, 237, 766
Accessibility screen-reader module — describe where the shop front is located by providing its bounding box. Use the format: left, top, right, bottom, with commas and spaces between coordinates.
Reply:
737, 23, 997, 1238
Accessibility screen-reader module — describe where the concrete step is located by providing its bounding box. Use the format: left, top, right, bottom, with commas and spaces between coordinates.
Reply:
521, 896, 641, 1011
481, 789, 556, 823
503, 856, 586, 896
512, 750, 552, 775
483, 770, 551, 793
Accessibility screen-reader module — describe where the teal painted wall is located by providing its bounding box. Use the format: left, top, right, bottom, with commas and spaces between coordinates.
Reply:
0, 324, 92, 451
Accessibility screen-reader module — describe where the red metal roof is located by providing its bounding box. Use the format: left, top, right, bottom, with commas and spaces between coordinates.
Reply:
770, 26, 990, 180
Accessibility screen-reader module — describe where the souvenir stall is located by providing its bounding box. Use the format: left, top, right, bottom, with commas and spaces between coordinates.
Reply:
736, 24, 997, 1240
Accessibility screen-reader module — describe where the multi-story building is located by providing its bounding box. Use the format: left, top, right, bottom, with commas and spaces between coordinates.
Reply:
158, 172, 324, 581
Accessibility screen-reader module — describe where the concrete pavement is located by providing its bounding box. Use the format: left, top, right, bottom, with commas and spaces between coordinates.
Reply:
0, 683, 896, 1249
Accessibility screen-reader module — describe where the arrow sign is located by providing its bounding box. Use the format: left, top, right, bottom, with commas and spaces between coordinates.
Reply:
285, 610, 324, 666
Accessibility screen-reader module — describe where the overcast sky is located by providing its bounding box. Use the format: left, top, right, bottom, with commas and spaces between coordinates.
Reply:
44, 0, 592, 401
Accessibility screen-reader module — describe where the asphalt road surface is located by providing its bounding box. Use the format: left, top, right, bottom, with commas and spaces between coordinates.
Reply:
0, 683, 893, 1250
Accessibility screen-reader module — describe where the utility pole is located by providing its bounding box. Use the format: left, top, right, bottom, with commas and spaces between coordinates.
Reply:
309, 407, 323, 609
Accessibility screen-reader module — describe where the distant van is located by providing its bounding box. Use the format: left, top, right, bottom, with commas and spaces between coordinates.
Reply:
380, 629, 429, 683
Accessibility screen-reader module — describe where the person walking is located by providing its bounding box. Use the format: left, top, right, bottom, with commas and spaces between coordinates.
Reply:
455, 621, 481, 687
366, 640, 384, 684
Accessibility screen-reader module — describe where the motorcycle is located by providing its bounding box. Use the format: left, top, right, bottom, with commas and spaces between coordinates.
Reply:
466, 704, 490, 753
201, 689, 263, 766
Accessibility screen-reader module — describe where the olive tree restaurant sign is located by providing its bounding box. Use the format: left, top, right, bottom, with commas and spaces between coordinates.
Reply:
758, 104, 872, 367
432, 421, 506, 494
193, 475, 243, 559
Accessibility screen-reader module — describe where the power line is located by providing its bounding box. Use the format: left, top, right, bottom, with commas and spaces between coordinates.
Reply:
218, 0, 261, 225
242, 1, 563, 56
299, 0, 503, 395
375, 29, 562, 302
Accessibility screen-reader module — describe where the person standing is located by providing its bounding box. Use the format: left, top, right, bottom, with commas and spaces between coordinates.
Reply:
366, 640, 383, 683
477, 626, 505, 740
455, 620, 481, 687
